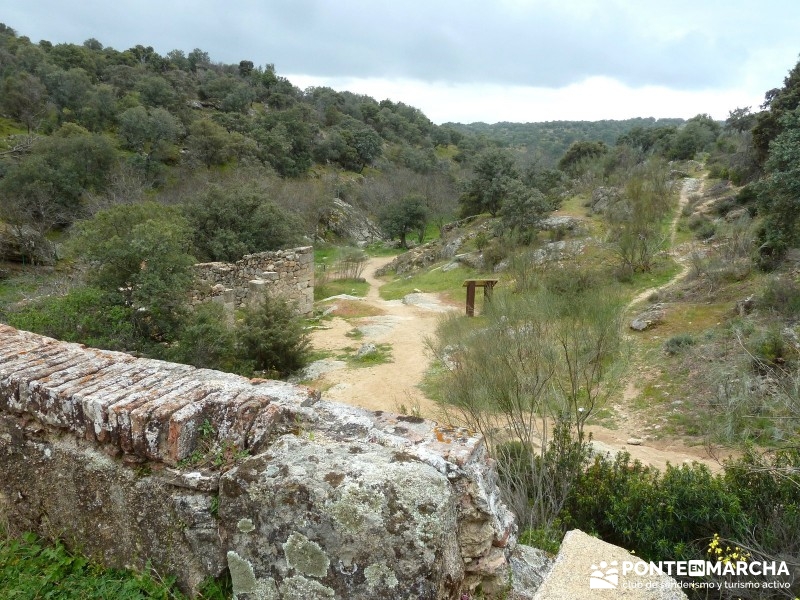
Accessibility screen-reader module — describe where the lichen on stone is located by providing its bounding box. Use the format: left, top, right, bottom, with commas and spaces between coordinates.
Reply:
237, 517, 255, 533
328, 482, 383, 533
282, 532, 330, 578
364, 562, 399, 590
227, 550, 257, 595
279, 575, 335, 599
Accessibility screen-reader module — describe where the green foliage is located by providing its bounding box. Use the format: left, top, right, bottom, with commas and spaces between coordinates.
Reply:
663, 333, 695, 355
558, 140, 608, 174
499, 183, 551, 243
430, 273, 624, 529
237, 294, 310, 378
666, 114, 721, 160
722, 447, 800, 560
760, 276, 800, 316
449, 117, 685, 166
5, 286, 137, 351
0, 123, 118, 224
460, 148, 520, 217
184, 183, 304, 262
605, 159, 674, 272
561, 453, 746, 562
379, 194, 428, 248
168, 303, 238, 371
67, 202, 195, 343
756, 107, 800, 259
118, 106, 183, 163
1, 71, 48, 132
0, 530, 188, 599
747, 326, 794, 371
752, 58, 800, 164
313, 115, 382, 172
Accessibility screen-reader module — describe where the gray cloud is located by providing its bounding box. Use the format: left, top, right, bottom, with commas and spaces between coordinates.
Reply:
3, 0, 798, 93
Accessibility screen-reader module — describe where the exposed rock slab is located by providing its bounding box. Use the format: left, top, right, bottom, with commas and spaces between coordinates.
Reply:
533, 530, 687, 599
630, 304, 666, 331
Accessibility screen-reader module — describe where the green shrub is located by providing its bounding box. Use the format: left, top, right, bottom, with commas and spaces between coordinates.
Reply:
663, 333, 695, 355
723, 447, 800, 561
561, 453, 746, 562
747, 327, 793, 371
236, 294, 310, 378
168, 303, 238, 371
760, 276, 800, 317
687, 214, 717, 239
6, 286, 139, 352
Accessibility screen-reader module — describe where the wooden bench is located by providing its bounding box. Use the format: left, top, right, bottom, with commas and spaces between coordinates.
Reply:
462, 279, 498, 316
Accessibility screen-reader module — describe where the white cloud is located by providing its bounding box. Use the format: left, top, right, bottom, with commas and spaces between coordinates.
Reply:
288, 75, 765, 124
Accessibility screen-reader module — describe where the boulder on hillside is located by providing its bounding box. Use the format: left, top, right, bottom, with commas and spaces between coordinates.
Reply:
0, 224, 57, 265
630, 303, 666, 331
589, 186, 621, 215
532, 530, 687, 599
318, 198, 385, 246
538, 216, 585, 233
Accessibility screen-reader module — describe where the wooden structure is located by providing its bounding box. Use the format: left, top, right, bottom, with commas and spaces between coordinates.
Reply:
462, 279, 498, 316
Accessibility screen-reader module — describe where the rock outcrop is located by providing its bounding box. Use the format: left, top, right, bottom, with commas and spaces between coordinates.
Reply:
318, 199, 384, 246
0, 324, 516, 598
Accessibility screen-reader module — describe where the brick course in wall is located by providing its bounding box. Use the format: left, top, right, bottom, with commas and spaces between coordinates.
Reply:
0, 324, 317, 465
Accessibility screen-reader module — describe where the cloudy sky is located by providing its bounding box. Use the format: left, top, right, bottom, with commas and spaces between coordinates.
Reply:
5, 1, 800, 124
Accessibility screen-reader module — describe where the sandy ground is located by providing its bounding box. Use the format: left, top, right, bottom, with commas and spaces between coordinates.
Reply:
307, 196, 726, 471
308, 254, 454, 417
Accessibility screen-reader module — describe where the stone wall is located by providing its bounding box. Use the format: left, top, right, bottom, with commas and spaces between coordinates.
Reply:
0, 324, 520, 598
191, 246, 313, 316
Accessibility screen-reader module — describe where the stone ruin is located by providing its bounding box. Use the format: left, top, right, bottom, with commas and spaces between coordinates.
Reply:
191, 246, 314, 316
0, 324, 521, 598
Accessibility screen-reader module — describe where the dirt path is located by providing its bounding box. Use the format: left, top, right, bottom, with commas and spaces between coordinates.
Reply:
308, 255, 455, 418
625, 177, 702, 311
307, 195, 723, 470
612, 176, 725, 470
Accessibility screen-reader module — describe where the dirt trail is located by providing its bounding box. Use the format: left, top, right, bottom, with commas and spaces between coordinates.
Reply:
308, 255, 456, 417
308, 192, 723, 470
625, 177, 701, 311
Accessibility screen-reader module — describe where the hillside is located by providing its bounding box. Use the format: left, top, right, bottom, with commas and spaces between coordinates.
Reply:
1, 19, 799, 600
447, 117, 686, 165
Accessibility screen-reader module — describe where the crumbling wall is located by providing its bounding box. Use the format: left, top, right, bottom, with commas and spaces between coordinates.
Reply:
0, 324, 517, 598
191, 246, 313, 316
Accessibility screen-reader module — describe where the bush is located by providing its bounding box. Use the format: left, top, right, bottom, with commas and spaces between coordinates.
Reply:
747, 327, 793, 371
723, 447, 800, 563
561, 453, 746, 562
168, 303, 238, 371
237, 294, 310, 378
664, 333, 695, 355
6, 286, 139, 352
687, 214, 717, 240
760, 276, 800, 317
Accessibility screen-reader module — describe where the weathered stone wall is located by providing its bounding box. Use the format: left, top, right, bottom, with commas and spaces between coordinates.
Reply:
0, 324, 518, 598
191, 246, 313, 316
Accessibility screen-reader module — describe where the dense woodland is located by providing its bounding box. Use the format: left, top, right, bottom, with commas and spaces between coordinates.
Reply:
1, 21, 799, 599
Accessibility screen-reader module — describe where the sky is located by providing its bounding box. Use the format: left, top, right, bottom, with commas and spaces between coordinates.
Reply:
5, 1, 800, 124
